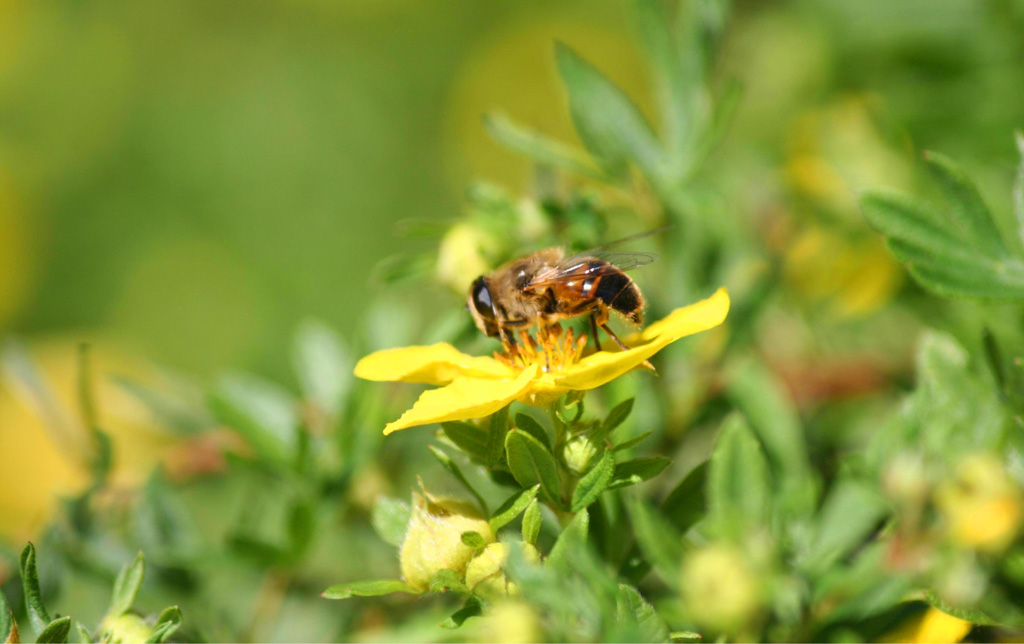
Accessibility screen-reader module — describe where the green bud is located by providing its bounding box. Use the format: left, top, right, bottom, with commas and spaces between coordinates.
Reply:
465, 542, 541, 599
562, 433, 600, 475
100, 614, 154, 644
400, 492, 494, 591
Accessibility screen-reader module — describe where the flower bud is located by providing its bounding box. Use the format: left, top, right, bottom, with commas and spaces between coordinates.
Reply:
473, 600, 541, 643
680, 545, 762, 634
465, 542, 541, 599
936, 453, 1023, 552
436, 223, 498, 293
562, 433, 601, 475
101, 614, 154, 644
400, 492, 494, 591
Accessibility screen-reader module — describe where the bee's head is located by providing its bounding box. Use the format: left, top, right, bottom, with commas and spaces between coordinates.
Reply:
467, 276, 499, 337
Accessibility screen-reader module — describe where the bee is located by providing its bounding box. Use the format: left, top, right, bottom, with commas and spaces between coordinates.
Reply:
467, 234, 658, 355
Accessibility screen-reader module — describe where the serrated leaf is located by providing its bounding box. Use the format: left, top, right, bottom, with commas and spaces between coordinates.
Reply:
490, 485, 540, 533
522, 499, 542, 545
146, 606, 182, 644
608, 457, 671, 489
429, 446, 488, 514
505, 430, 562, 506
429, 569, 470, 595
36, 617, 71, 644
615, 584, 670, 643
613, 430, 654, 452
708, 414, 770, 538
484, 112, 604, 180
322, 580, 421, 600
108, 551, 145, 618
460, 531, 487, 549
370, 497, 411, 548
440, 597, 483, 629
555, 43, 663, 180
604, 398, 635, 434
571, 449, 615, 511
547, 508, 589, 572
924, 151, 1007, 259
441, 421, 489, 463
513, 413, 551, 451
19, 543, 50, 631
862, 183, 1024, 298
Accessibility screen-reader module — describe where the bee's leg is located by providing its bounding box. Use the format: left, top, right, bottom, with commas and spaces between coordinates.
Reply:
589, 314, 602, 352
498, 326, 519, 356
600, 323, 655, 372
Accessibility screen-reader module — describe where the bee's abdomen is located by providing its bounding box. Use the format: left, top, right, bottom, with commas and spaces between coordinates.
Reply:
590, 268, 644, 325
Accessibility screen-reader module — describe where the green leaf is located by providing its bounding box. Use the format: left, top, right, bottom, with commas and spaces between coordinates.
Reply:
486, 406, 511, 468
429, 569, 471, 595
287, 500, 315, 559
803, 481, 888, 575
612, 430, 653, 452
661, 461, 708, 533
483, 112, 604, 181
505, 430, 562, 506
107, 551, 145, 618
76, 623, 91, 644
440, 597, 483, 629
708, 414, 770, 538
925, 589, 1024, 628
670, 631, 703, 643
521, 499, 542, 545
547, 508, 589, 572
441, 421, 489, 463
460, 531, 488, 549
1014, 132, 1024, 247
603, 398, 635, 434
624, 498, 684, 581
490, 485, 540, 533
571, 449, 615, 511
146, 606, 183, 644
370, 497, 411, 548
322, 580, 421, 600
36, 617, 71, 644
555, 43, 663, 180
0, 591, 11, 643
292, 320, 352, 417
608, 457, 671, 490
113, 376, 211, 435
209, 374, 298, 468
429, 446, 488, 514
862, 179, 1024, 298
727, 358, 816, 515
615, 584, 670, 643
513, 413, 551, 451
19, 543, 50, 631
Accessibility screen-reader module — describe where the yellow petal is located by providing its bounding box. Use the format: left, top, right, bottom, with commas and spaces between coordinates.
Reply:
354, 343, 512, 386
383, 364, 540, 435
554, 288, 731, 391
633, 287, 731, 344
883, 607, 971, 643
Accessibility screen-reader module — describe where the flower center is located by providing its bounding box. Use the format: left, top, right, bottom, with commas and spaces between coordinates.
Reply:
494, 324, 588, 373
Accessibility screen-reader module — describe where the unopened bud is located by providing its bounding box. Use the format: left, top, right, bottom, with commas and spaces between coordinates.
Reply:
936, 453, 1023, 552
101, 614, 154, 644
680, 545, 762, 634
465, 542, 541, 599
400, 492, 494, 591
563, 434, 601, 475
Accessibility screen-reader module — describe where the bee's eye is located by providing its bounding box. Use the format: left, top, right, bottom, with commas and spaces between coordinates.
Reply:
471, 277, 493, 316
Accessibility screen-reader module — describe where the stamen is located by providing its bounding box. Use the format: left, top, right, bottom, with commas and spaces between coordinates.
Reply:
495, 324, 588, 373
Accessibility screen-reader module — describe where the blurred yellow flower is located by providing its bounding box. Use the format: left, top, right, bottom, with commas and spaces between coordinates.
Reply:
936, 453, 1023, 552
436, 222, 501, 293
883, 607, 971, 644
680, 544, 763, 634
355, 288, 729, 434
0, 337, 180, 542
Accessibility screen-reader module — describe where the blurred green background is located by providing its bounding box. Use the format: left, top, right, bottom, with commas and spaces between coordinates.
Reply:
1, 0, 1024, 640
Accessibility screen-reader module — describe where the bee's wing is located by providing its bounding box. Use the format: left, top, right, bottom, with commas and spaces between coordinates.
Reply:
525, 251, 658, 290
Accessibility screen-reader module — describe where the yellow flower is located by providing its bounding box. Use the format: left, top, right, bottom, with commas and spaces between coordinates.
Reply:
882, 607, 971, 644
355, 288, 729, 434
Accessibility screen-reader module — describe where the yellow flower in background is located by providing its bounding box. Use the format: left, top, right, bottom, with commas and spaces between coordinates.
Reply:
355, 288, 729, 434
936, 453, 1023, 552
882, 607, 971, 644
0, 337, 181, 542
